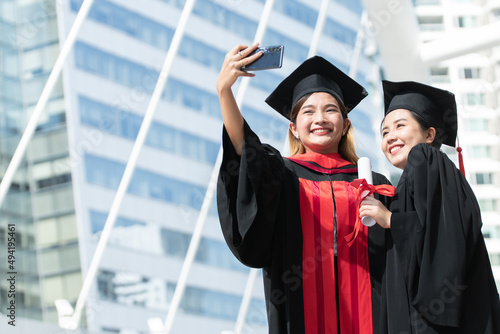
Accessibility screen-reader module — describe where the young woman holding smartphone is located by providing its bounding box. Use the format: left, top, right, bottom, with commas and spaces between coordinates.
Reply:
216, 43, 394, 334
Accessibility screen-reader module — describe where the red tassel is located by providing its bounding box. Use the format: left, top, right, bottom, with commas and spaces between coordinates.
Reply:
457, 146, 465, 176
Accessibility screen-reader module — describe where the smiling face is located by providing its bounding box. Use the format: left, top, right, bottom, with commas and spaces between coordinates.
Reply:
381, 109, 436, 169
289, 92, 350, 154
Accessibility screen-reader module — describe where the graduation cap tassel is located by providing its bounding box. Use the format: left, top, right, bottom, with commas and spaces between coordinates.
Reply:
456, 136, 465, 176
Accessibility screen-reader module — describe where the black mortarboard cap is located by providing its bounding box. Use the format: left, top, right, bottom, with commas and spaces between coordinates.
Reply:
265, 56, 368, 120
382, 80, 458, 147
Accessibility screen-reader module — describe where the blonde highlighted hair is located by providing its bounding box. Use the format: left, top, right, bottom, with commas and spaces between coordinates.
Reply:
288, 93, 359, 164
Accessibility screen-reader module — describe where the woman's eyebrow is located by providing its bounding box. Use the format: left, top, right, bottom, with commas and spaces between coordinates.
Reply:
324, 103, 339, 109
381, 118, 407, 132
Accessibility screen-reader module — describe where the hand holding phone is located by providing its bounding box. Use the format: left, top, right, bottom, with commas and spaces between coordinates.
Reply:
242, 45, 284, 71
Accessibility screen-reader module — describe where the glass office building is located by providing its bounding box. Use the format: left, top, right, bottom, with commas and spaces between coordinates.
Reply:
1, 0, 72, 326
0, 0, 393, 333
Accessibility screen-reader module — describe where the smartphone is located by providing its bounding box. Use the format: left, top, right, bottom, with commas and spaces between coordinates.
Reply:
243, 45, 284, 71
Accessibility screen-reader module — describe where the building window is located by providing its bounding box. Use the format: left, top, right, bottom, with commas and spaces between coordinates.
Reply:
263, 29, 309, 63
471, 145, 491, 159
324, 18, 358, 47
34, 186, 75, 217
463, 93, 485, 106
418, 16, 444, 31
456, 16, 477, 28
30, 129, 70, 160
89, 210, 247, 272
430, 67, 449, 83
468, 119, 488, 132
250, 69, 284, 93
274, 0, 317, 28
96, 269, 266, 323
461, 67, 481, 79
475, 172, 493, 185
33, 157, 72, 190
75, 43, 286, 145
40, 244, 81, 275
193, 0, 258, 41
36, 214, 78, 247
157, 0, 185, 8
84, 154, 210, 212
478, 199, 497, 212
483, 225, 500, 239
333, 0, 363, 13
97, 270, 150, 307
78, 96, 221, 164
42, 271, 82, 305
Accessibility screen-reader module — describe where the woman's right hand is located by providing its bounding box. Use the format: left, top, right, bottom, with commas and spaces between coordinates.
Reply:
359, 196, 392, 229
216, 43, 263, 95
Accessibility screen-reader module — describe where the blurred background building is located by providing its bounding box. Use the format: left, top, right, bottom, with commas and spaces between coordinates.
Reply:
0, 0, 498, 333
410, 0, 500, 285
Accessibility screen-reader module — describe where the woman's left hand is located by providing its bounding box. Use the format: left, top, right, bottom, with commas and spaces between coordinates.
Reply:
359, 196, 392, 229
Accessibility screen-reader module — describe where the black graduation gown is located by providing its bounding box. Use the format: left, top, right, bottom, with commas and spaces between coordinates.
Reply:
382, 143, 500, 334
217, 121, 392, 334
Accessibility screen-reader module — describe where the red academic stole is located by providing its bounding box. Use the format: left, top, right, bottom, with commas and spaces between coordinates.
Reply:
288, 153, 373, 334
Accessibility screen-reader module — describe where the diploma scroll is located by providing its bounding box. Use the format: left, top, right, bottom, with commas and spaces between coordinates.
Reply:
358, 157, 376, 227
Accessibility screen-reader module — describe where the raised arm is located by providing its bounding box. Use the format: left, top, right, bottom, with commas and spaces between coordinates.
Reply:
216, 43, 262, 155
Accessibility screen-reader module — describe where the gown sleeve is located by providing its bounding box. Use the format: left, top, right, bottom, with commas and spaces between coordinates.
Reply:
217, 120, 285, 268
389, 143, 483, 327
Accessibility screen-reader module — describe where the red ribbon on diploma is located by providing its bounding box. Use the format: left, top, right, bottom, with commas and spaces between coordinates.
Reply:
345, 179, 396, 247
